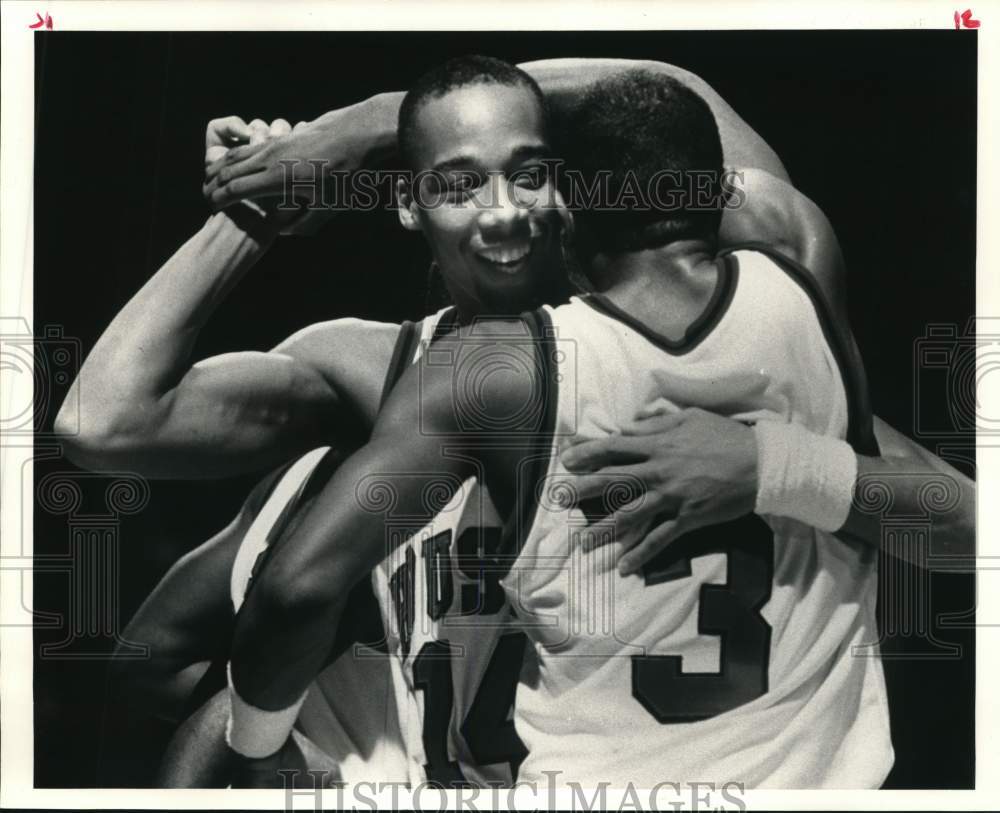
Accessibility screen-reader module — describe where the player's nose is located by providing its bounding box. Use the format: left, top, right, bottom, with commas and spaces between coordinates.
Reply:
476, 177, 531, 241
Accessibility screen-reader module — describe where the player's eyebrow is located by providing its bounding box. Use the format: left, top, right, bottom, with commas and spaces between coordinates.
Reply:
509, 143, 551, 163
431, 143, 552, 175
432, 156, 479, 174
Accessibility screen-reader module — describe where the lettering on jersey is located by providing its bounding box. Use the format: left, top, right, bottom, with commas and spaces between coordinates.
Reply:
634, 515, 774, 723
389, 547, 416, 657
456, 525, 506, 616
422, 531, 455, 620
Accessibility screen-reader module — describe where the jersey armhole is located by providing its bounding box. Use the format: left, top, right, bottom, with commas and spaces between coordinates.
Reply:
377, 307, 461, 410
243, 456, 303, 518
497, 308, 561, 570
377, 320, 419, 410
721, 243, 879, 456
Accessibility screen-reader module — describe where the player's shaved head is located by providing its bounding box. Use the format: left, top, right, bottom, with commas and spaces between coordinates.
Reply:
562, 69, 725, 253
398, 55, 548, 171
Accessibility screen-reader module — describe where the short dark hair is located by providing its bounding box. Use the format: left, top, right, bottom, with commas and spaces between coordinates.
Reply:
561, 70, 724, 252
398, 55, 548, 170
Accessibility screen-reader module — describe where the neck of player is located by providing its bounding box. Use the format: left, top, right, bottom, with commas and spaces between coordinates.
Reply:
454, 274, 577, 325
588, 238, 721, 342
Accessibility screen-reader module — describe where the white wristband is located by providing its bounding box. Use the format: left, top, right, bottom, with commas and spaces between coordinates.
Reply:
225, 663, 307, 759
753, 420, 857, 533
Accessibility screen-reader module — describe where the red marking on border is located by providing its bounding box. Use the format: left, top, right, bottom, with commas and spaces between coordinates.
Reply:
955, 9, 980, 29
29, 12, 53, 30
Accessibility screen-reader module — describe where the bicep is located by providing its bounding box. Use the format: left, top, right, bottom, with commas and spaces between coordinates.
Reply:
271, 318, 401, 425
126, 317, 399, 479
133, 350, 340, 478
164, 317, 400, 476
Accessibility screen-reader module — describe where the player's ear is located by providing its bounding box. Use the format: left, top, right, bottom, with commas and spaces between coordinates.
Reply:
397, 177, 421, 232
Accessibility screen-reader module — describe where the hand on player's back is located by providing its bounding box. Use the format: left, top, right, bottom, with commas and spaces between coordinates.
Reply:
559, 408, 758, 575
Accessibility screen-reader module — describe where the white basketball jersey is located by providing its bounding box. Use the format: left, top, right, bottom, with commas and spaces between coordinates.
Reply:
370, 307, 530, 788
503, 247, 893, 789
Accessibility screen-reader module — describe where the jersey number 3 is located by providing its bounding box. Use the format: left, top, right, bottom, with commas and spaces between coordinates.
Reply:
633, 515, 775, 723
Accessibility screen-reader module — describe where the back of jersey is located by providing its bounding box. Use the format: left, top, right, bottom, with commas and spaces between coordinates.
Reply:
505, 248, 892, 789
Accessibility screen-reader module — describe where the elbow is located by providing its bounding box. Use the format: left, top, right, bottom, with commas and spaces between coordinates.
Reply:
52, 395, 81, 446
54, 395, 147, 472
57, 423, 126, 472
248, 558, 344, 624
53, 393, 104, 469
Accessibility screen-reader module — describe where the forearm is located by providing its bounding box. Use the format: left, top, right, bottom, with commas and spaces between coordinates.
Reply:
304, 59, 786, 180
56, 208, 277, 449
839, 418, 975, 563
230, 436, 460, 710
309, 91, 399, 164
756, 417, 975, 566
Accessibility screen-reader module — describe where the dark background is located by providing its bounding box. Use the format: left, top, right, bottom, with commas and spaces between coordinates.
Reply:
32, 31, 977, 788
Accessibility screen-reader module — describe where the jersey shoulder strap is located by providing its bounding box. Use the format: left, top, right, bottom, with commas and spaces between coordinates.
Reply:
377, 320, 419, 410
377, 307, 461, 409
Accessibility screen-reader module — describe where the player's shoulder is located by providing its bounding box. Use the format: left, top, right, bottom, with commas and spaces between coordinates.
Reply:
418, 313, 551, 434
272, 317, 401, 361
723, 244, 841, 345
271, 317, 403, 422
725, 168, 845, 314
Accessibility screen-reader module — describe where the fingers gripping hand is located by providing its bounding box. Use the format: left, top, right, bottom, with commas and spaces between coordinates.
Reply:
205, 118, 303, 227
203, 102, 380, 232
202, 116, 291, 201
202, 119, 324, 234
250, 118, 293, 144
205, 116, 252, 167
203, 118, 317, 208
559, 408, 759, 575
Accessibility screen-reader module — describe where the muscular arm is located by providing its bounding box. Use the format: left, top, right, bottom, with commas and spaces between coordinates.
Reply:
204, 57, 787, 209
727, 169, 974, 555
521, 58, 788, 181
54, 206, 399, 478
228, 322, 533, 713
847, 419, 974, 560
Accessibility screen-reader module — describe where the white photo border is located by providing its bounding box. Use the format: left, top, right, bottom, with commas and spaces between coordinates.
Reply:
1, 1, 996, 810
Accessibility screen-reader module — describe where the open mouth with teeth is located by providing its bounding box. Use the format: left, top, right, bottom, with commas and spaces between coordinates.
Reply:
474, 240, 534, 274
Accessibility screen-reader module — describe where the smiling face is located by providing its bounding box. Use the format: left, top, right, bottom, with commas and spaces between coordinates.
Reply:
398, 82, 569, 316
